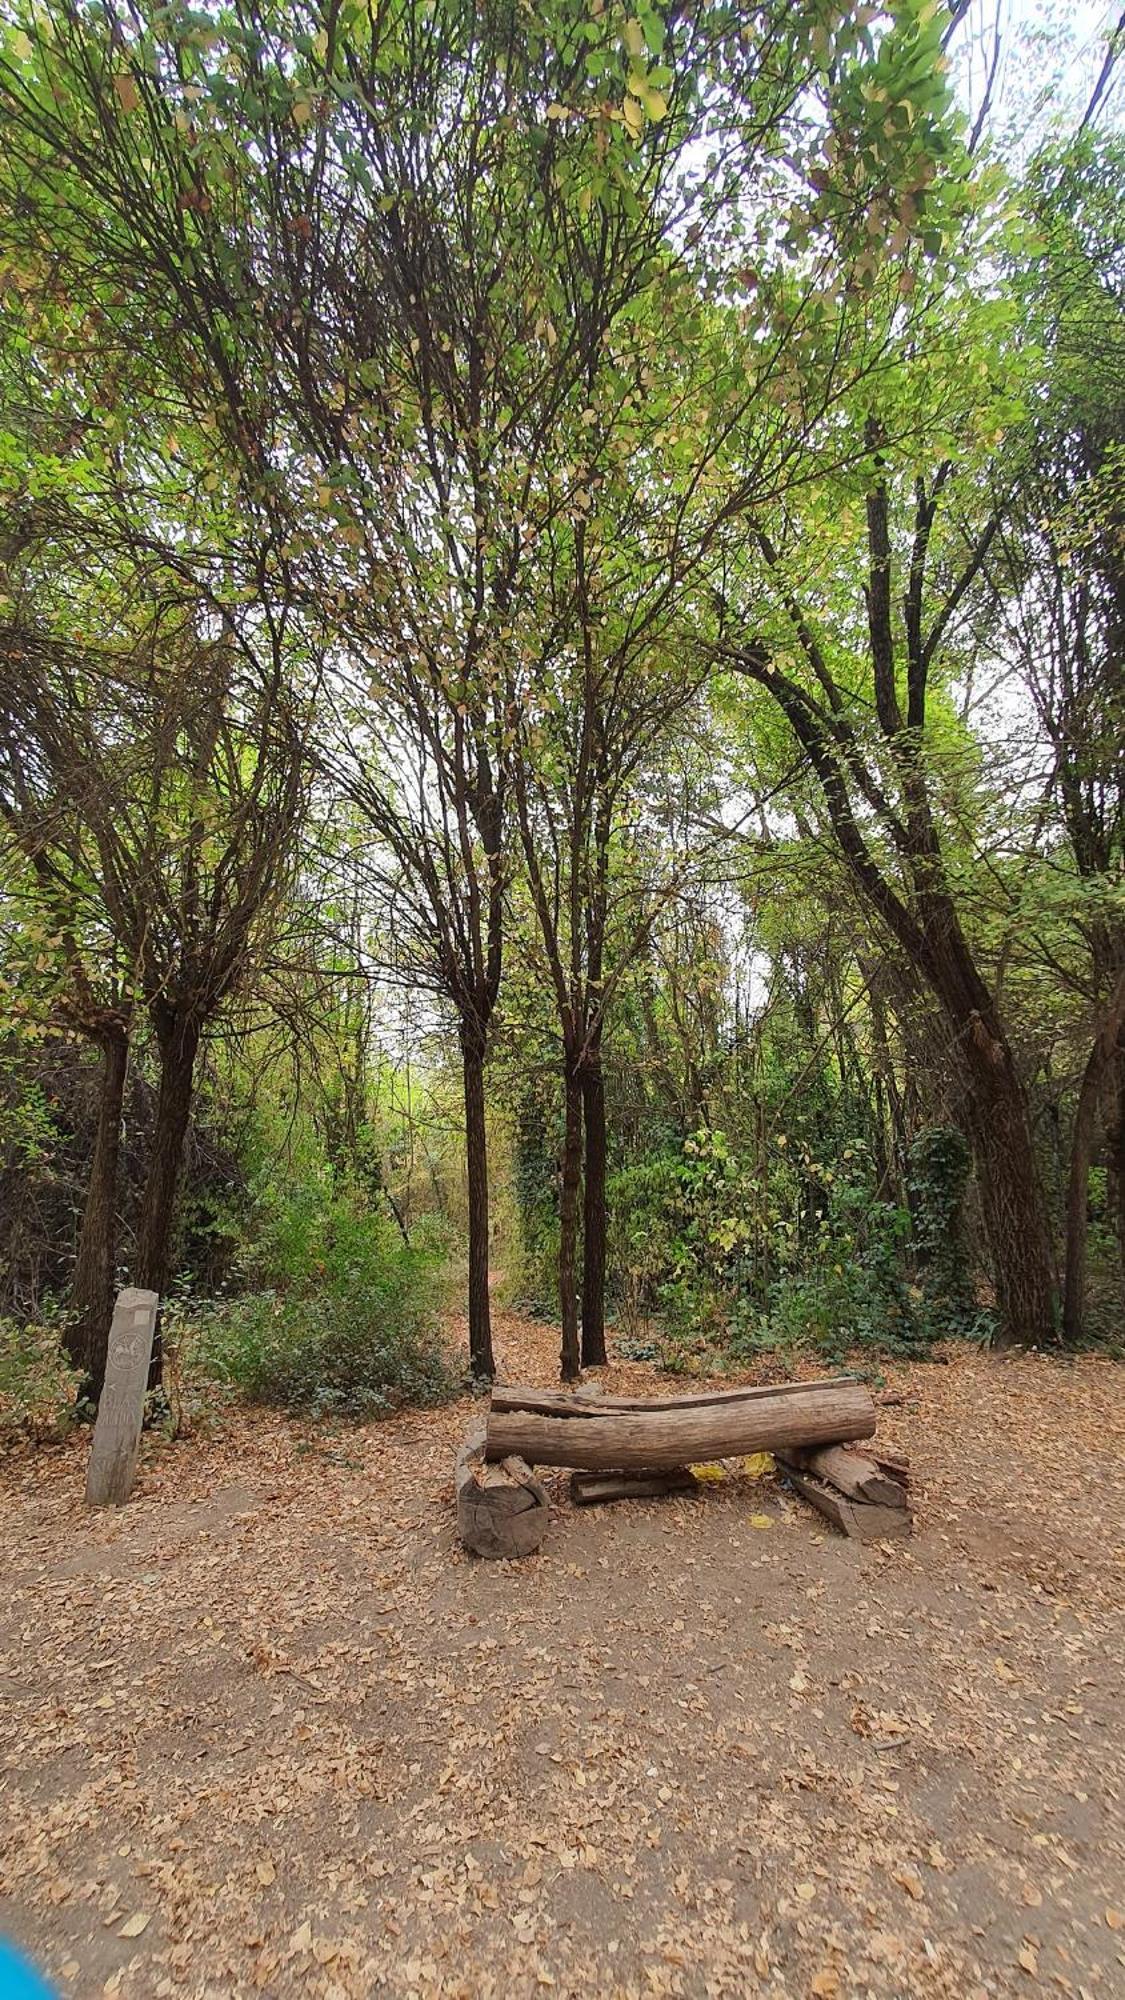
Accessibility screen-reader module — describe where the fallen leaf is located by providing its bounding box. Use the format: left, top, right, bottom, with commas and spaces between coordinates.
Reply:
118, 1912, 151, 1939
796, 1881, 816, 1902
811, 1972, 840, 1997
256, 1859, 276, 1886
1017, 1942, 1038, 1975
892, 1867, 924, 1902
749, 1514, 773, 1529
1106, 1909, 1123, 1930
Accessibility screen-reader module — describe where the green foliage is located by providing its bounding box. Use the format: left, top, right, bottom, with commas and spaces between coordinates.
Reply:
905, 1124, 985, 1338
0, 1310, 80, 1442
181, 1180, 454, 1420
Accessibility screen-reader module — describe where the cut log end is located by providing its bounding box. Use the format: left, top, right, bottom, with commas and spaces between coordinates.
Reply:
455, 1427, 549, 1559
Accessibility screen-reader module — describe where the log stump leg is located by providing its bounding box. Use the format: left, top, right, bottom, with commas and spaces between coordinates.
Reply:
455, 1427, 550, 1558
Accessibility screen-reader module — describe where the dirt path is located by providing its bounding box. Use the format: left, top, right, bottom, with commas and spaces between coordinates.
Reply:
1, 1315, 1123, 1999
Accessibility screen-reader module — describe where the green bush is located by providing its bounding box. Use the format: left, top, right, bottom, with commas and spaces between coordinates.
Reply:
177, 1178, 456, 1420
0, 1311, 80, 1442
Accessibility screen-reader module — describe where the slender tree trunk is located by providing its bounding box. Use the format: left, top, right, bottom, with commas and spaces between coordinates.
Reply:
136, 1011, 201, 1386
66, 1025, 128, 1402
580, 1043, 608, 1367
1064, 976, 1125, 1342
1108, 1043, 1125, 1306
559, 1051, 583, 1381
461, 1030, 495, 1381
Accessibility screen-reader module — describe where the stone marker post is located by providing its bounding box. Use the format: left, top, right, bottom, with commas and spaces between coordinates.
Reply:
85, 1288, 159, 1508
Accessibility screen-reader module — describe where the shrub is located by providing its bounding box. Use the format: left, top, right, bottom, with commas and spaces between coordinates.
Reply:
0, 1311, 81, 1442
178, 1180, 456, 1419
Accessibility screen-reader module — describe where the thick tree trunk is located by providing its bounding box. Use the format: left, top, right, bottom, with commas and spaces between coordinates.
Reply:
66, 1026, 129, 1402
559, 1053, 583, 1381
959, 1017, 1058, 1347
1064, 976, 1125, 1343
136, 1011, 201, 1386
580, 1046, 608, 1367
461, 1033, 495, 1381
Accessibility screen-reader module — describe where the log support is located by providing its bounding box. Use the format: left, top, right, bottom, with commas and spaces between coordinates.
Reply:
455, 1427, 550, 1559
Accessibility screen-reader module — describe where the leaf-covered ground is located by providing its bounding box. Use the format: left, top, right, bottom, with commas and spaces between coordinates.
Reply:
1, 1315, 1123, 2000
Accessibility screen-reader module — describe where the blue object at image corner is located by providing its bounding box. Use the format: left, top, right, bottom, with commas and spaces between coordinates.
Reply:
0, 1940, 57, 1998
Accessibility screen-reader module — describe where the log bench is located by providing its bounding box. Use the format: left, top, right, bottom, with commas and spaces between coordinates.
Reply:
454, 1376, 911, 1555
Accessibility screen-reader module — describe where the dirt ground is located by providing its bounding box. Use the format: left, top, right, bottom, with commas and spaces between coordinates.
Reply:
1, 1314, 1123, 2000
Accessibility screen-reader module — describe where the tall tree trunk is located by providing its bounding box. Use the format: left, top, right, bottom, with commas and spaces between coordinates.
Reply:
1064, 976, 1125, 1343
461, 1028, 495, 1382
136, 1010, 201, 1386
66, 1025, 128, 1402
1108, 1043, 1125, 1307
580, 1043, 608, 1367
958, 1014, 1058, 1347
559, 1051, 583, 1381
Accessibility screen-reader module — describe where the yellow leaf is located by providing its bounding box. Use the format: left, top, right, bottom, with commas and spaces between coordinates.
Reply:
546, 102, 568, 120
113, 72, 140, 113
1017, 1943, 1038, 1975
624, 18, 645, 57
11, 29, 33, 62
622, 94, 645, 136
749, 1513, 772, 1529
795, 1880, 816, 1902
292, 95, 313, 125
743, 1452, 774, 1478
690, 1463, 725, 1482
118, 1912, 151, 1938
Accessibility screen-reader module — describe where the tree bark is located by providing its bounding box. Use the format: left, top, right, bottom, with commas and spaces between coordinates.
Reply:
487, 1375, 876, 1470
135, 1009, 201, 1385
580, 1043, 608, 1367
66, 1025, 129, 1402
1063, 973, 1125, 1343
559, 1052, 583, 1381
1109, 1043, 1125, 1307
958, 1016, 1058, 1346
461, 1032, 495, 1381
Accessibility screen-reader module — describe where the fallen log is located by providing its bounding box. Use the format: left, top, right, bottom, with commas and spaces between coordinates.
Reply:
778, 1443, 908, 1508
784, 1466, 912, 1543
455, 1427, 550, 1559
570, 1467, 697, 1506
485, 1376, 875, 1473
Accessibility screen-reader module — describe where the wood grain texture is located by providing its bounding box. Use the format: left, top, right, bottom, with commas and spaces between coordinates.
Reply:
569, 1467, 697, 1506
485, 1378, 875, 1472
85, 1287, 159, 1508
784, 1466, 913, 1542
778, 1443, 908, 1507
455, 1426, 550, 1558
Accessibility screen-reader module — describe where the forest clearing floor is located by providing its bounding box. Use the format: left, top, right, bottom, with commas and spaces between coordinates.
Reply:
1, 1313, 1123, 2000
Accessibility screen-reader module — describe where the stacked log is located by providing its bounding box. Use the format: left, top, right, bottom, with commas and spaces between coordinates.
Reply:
485, 1376, 876, 1473
776, 1443, 912, 1541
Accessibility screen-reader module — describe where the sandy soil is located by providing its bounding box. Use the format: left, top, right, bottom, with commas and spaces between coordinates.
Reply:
1, 1313, 1123, 2000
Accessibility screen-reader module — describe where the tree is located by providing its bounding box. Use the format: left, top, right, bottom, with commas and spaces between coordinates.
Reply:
0, 585, 312, 1386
